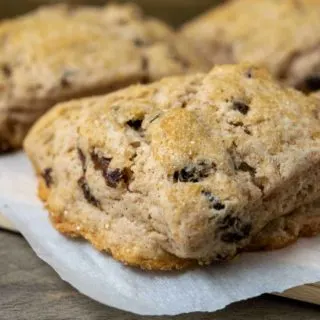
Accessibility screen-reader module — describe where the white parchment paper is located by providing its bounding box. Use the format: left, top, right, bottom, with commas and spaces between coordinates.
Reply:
1, 152, 320, 315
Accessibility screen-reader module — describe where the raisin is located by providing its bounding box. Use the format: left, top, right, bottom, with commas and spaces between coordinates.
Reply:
77, 176, 100, 208
218, 215, 252, 243
91, 152, 124, 188
91, 152, 111, 172
181, 101, 187, 108
127, 119, 142, 130
173, 166, 197, 182
106, 169, 123, 188
122, 167, 133, 185
201, 190, 225, 211
42, 168, 53, 188
213, 202, 225, 210
78, 148, 86, 171
238, 161, 256, 176
220, 215, 238, 229
245, 69, 253, 78
173, 161, 215, 183
229, 121, 244, 127
244, 127, 252, 135
232, 101, 250, 115
1, 64, 11, 77
303, 75, 320, 92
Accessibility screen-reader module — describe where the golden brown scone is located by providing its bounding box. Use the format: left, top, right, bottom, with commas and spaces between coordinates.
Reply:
0, 3, 209, 153
181, 0, 320, 92
24, 64, 320, 270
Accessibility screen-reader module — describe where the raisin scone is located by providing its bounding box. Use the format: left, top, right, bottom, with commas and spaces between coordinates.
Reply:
24, 64, 320, 270
0, 3, 209, 153
181, 0, 320, 93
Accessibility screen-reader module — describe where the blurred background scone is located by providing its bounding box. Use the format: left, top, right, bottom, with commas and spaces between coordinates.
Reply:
0, 3, 210, 153
0, 0, 218, 26
181, 0, 320, 93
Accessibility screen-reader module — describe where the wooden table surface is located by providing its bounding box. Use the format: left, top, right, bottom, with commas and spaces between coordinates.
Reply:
1, 229, 320, 320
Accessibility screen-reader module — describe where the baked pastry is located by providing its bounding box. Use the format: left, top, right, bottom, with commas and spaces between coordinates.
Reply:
24, 64, 320, 270
0, 3, 209, 153
181, 0, 320, 93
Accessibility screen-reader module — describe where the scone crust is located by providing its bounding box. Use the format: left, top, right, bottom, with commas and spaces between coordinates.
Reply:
38, 175, 320, 270
181, 0, 320, 91
0, 3, 209, 152
25, 64, 320, 270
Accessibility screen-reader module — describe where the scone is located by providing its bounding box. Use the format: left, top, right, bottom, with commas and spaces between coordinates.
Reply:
0, 3, 209, 153
181, 0, 320, 92
24, 64, 320, 270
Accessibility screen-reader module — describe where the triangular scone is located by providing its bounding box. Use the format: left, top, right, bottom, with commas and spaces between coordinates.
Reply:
181, 0, 320, 93
0, 3, 209, 152
24, 64, 320, 270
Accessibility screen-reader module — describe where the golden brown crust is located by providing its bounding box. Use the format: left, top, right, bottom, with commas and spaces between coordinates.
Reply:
52, 217, 195, 271
38, 175, 320, 270
38, 175, 194, 270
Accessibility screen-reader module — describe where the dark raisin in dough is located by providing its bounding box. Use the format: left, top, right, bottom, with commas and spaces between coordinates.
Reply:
77, 148, 86, 171
173, 161, 215, 183
303, 75, 320, 92
91, 152, 111, 171
238, 161, 256, 175
91, 152, 123, 188
232, 101, 250, 115
201, 190, 225, 210
106, 169, 123, 188
127, 119, 143, 130
42, 168, 53, 187
218, 215, 252, 243
77, 176, 101, 208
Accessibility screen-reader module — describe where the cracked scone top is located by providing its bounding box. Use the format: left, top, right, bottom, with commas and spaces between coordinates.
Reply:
24, 64, 320, 270
0, 3, 209, 152
181, 0, 320, 92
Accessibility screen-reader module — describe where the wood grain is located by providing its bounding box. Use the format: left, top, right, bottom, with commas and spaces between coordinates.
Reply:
1, 230, 320, 320
280, 285, 320, 305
